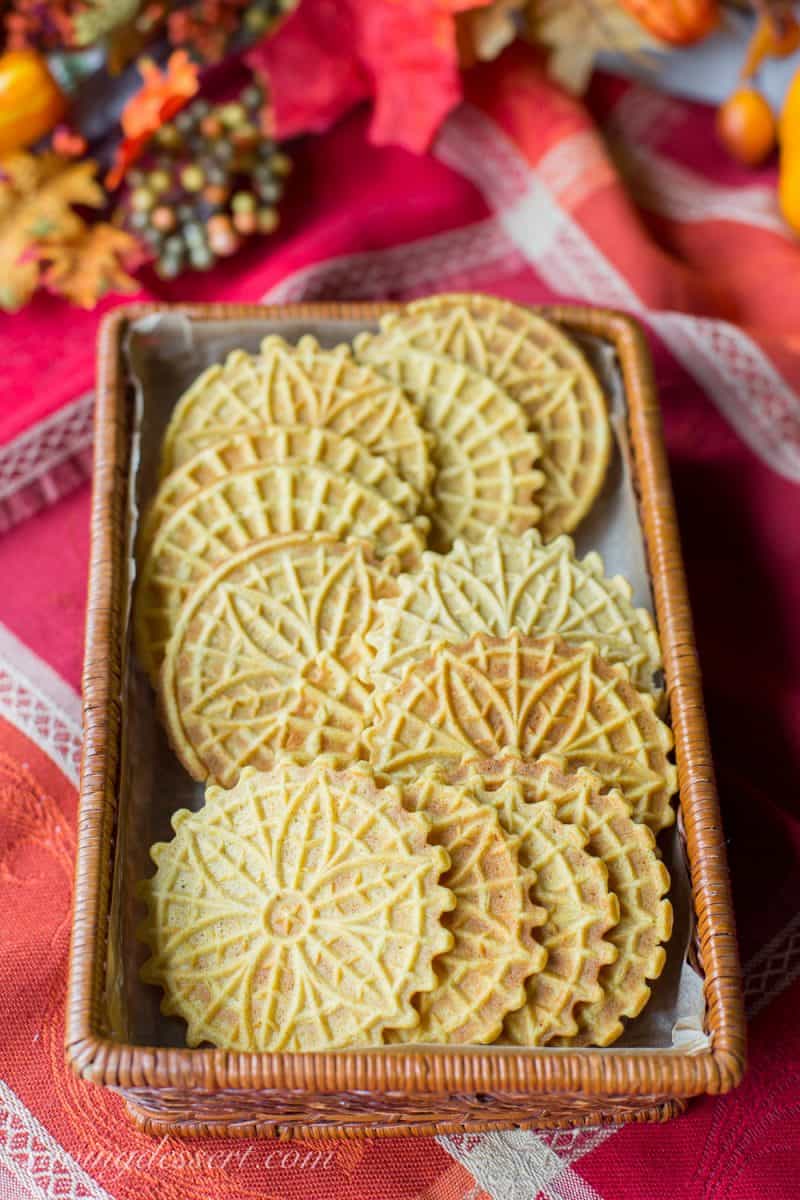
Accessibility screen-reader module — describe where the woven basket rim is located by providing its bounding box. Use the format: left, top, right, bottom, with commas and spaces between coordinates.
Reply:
66, 300, 746, 1100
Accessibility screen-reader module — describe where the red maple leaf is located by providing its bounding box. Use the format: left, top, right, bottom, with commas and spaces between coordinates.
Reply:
247, 0, 492, 154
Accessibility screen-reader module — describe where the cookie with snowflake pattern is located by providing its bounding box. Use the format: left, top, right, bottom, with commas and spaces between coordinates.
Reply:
365, 631, 677, 831
137, 762, 454, 1050
366, 530, 663, 702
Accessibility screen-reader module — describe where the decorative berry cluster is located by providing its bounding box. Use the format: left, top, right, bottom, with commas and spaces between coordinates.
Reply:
121, 80, 290, 277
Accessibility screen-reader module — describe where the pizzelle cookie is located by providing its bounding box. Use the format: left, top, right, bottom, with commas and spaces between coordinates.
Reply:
135, 460, 425, 679
365, 631, 677, 832
141, 426, 420, 553
353, 335, 544, 548
387, 773, 546, 1045
137, 762, 454, 1051
160, 534, 400, 785
160, 335, 434, 496
448, 766, 618, 1044
372, 294, 611, 539
453, 756, 673, 1046
366, 530, 663, 701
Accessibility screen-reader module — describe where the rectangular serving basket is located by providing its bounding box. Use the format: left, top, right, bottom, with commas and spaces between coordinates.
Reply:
67, 301, 746, 1139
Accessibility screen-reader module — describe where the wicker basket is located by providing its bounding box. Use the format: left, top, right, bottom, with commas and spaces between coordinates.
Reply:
66, 302, 746, 1138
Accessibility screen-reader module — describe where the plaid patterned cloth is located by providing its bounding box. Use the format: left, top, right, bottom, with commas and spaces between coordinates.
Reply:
1, 43, 799, 1199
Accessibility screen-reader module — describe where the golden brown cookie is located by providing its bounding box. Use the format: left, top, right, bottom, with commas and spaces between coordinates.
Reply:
354, 334, 544, 549
160, 535, 398, 785
141, 425, 421, 553
371, 294, 610, 538
449, 767, 619, 1044
137, 761, 454, 1050
161, 335, 434, 496
451, 756, 673, 1046
388, 772, 546, 1044
135, 461, 425, 679
365, 631, 677, 831
366, 530, 663, 701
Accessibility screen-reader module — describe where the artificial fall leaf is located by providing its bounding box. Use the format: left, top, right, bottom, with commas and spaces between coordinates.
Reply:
0, 151, 105, 310
247, 0, 497, 154
525, 0, 665, 94
35, 220, 141, 308
121, 49, 198, 138
247, 2, 368, 139
106, 49, 199, 187
457, 0, 525, 65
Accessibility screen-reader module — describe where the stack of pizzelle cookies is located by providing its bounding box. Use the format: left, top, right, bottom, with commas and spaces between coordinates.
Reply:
136, 293, 676, 1053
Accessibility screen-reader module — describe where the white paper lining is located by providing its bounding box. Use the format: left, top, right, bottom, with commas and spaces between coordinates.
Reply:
104, 311, 710, 1055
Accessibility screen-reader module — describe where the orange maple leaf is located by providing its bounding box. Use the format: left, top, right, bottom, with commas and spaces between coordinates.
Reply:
107, 50, 199, 188
122, 49, 199, 137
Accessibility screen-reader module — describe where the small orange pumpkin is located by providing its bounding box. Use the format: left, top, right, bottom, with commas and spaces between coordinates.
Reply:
0, 50, 67, 157
617, 0, 718, 45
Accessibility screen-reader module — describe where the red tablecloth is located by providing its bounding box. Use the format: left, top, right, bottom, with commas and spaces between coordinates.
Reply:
1, 43, 800, 1200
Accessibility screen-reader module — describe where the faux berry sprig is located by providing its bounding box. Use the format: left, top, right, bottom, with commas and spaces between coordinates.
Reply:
120, 80, 290, 278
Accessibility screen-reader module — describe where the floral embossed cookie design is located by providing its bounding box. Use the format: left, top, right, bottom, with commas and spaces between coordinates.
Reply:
137, 762, 454, 1051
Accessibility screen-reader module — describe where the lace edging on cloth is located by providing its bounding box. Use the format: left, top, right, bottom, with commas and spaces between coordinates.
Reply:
0, 623, 81, 786
0, 394, 94, 536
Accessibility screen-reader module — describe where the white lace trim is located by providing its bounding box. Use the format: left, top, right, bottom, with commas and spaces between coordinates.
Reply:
0, 394, 94, 503
0, 1081, 112, 1200
262, 216, 523, 304
439, 1128, 612, 1200
534, 130, 614, 212
436, 105, 800, 482
656, 312, 800, 479
614, 144, 786, 235
606, 79, 784, 233
0, 624, 81, 786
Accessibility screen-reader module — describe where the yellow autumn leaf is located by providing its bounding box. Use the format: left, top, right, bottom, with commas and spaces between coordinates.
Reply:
0, 152, 105, 310
525, 0, 666, 94
36, 220, 141, 309
458, 0, 526, 64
